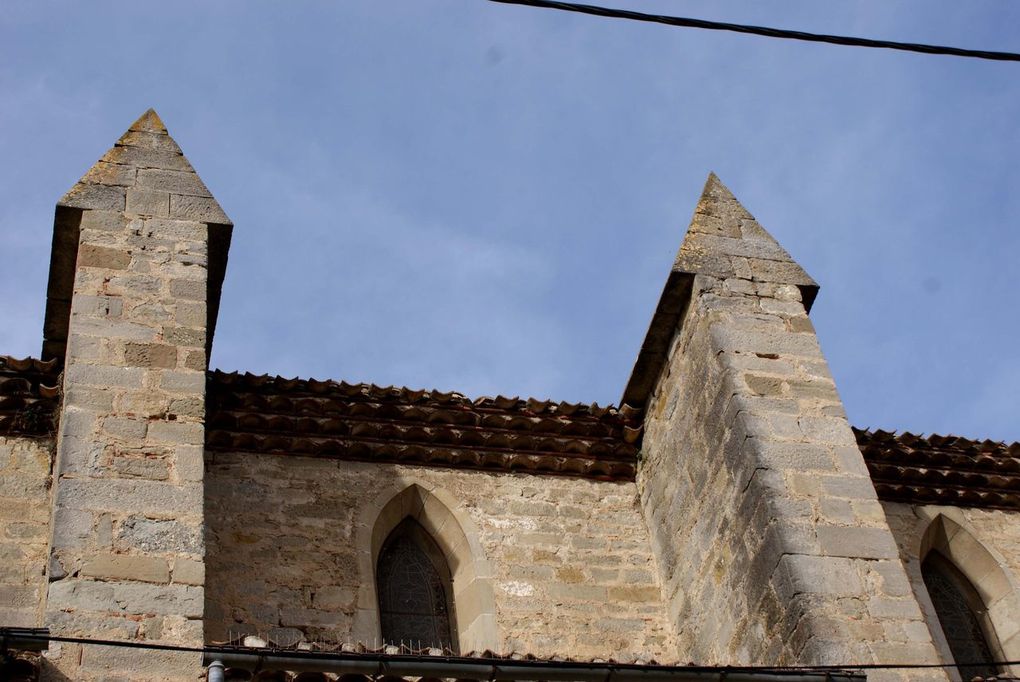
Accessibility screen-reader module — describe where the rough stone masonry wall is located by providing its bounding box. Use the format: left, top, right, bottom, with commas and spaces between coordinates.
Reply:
43, 206, 210, 680
638, 274, 948, 681
0, 436, 54, 628
204, 454, 672, 660
883, 502, 1020, 672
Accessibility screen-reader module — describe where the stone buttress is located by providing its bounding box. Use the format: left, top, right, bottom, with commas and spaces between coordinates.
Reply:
41, 110, 231, 680
628, 174, 948, 681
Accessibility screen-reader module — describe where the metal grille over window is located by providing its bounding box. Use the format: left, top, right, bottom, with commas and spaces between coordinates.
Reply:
922, 553, 998, 678
377, 519, 456, 652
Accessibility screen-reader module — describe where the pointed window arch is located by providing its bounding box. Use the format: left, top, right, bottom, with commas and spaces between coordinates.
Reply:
376, 518, 458, 652
921, 552, 998, 678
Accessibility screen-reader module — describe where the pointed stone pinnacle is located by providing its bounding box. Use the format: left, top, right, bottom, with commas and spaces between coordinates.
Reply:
621, 174, 820, 408
673, 173, 816, 294
58, 109, 230, 225
129, 108, 167, 134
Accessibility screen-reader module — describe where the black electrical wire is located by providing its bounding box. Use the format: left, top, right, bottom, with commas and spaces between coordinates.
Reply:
6, 630, 1020, 675
488, 0, 1020, 62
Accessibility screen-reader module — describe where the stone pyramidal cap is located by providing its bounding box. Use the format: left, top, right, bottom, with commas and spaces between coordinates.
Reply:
621, 173, 818, 408
673, 172, 816, 301
58, 108, 231, 225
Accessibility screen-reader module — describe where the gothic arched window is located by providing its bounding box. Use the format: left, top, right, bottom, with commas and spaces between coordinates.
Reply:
376, 519, 457, 652
922, 552, 998, 678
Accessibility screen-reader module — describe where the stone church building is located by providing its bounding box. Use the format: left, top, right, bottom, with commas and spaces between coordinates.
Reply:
1, 111, 1018, 681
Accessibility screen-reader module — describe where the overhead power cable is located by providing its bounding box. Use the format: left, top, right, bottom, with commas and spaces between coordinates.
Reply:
5, 630, 1020, 675
488, 0, 1020, 62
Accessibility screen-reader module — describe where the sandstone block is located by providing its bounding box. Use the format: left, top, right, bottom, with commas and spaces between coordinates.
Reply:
555, 566, 585, 583
0, 584, 40, 608
48, 579, 116, 611
834, 446, 872, 477
106, 272, 162, 296
0, 606, 36, 628
79, 641, 202, 676
758, 298, 806, 316
59, 478, 202, 515
167, 396, 203, 419
48, 506, 93, 550
107, 144, 191, 171
822, 476, 879, 501
174, 301, 206, 327
115, 390, 169, 417
77, 243, 131, 270
112, 454, 169, 480
60, 183, 126, 211
103, 417, 148, 439
80, 160, 136, 187
785, 316, 815, 335
162, 326, 204, 348
147, 420, 204, 445
124, 342, 178, 368
116, 516, 202, 555
72, 317, 159, 343
170, 278, 205, 301
66, 364, 144, 389
79, 209, 129, 232
549, 583, 607, 601
126, 188, 171, 217
774, 555, 863, 599
711, 324, 822, 358
145, 217, 207, 241
607, 585, 660, 602
173, 445, 205, 483
169, 193, 230, 223
172, 558, 204, 585
796, 416, 854, 445
113, 582, 203, 617
744, 374, 786, 396
755, 440, 837, 472
83, 553, 170, 583
61, 409, 98, 438
137, 168, 210, 196
72, 295, 124, 319
183, 349, 207, 370
117, 130, 182, 152
817, 526, 899, 560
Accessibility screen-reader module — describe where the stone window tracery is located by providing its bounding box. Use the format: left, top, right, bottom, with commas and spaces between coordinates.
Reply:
376, 518, 457, 652
922, 552, 998, 678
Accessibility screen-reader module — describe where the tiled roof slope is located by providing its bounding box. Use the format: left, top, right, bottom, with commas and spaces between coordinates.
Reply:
0, 356, 60, 437
5, 357, 1020, 504
856, 428, 1020, 511
205, 370, 642, 481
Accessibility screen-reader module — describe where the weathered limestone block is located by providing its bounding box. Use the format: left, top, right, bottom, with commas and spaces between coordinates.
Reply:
0, 436, 55, 629
631, 174, 948, 681
204, 456, 673, 660
41, 109, 231, 681
883, 502, 1020, 677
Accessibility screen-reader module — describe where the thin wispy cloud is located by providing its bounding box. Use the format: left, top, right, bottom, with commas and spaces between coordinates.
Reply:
1, 1, 1016, 441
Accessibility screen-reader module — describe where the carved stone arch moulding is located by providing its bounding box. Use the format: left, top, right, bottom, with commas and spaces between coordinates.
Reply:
915, 512, 1020, 676
352, 480, 498, 652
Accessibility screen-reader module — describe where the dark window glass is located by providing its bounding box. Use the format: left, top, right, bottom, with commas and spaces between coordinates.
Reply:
377, 519, 456, 652
922, 552, 998, 678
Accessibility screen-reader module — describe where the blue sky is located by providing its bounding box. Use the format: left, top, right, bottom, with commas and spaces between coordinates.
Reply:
1, 2, 1017, 442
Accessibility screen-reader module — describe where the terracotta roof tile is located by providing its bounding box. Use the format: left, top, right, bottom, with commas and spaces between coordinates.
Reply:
207, 636, 860, 678
205, 371, 641, 481
5, 354, 1017, 504
218, 635, 672, 664
855, 427, 1020, 511
0, 356, 61, 437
